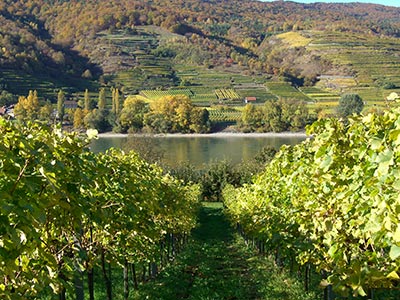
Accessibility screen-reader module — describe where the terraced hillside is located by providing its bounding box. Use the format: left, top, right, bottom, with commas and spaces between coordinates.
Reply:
94, 28, 180, 94
277, 31, 400, 106
1, 0, 400, 119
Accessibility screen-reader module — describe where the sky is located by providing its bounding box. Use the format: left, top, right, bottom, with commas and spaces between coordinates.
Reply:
261, 0, 400, 7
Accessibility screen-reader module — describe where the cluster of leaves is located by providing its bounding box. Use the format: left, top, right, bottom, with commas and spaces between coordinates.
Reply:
0, 119, 200, 299
224, 106, 400, 296
239, 98, 313, 132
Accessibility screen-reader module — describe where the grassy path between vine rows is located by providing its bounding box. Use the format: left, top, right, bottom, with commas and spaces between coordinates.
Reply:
131, 202, 318, 300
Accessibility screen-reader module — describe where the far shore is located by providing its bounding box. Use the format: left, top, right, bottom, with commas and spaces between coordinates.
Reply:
98, 131, 310, 138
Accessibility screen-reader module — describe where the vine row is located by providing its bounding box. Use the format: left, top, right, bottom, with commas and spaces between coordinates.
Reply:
223, 106, 400, 297
0, 119, 200, 299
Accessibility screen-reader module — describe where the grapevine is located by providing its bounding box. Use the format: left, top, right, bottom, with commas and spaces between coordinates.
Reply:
223, 106, 400, 296
0, 119, 200, 299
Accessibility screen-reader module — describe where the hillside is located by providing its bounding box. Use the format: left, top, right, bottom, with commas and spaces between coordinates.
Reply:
0, 0, 400, 104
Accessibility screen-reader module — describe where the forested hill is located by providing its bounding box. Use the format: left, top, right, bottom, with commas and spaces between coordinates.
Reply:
1, 0, 400, 95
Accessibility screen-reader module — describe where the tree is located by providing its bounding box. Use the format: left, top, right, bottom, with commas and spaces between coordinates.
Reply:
0, 90, 15, 107
144, 95, 199, 133
279, 98, 309, 131
57, 89, 65, 123
337, 93, 364, 118
240, 104, 264, 132
39, 100, 53, 121
190, 108, 210, 133
118, 97, 148, 132
81, 69, 93, 79
84, 109, 111, 133
111, 87, 120, 115
14, 90, 40, 121
73, 108, 86, 129
264, 100, 285, 132
84, 89, 91, 111
98, 88, 106, 110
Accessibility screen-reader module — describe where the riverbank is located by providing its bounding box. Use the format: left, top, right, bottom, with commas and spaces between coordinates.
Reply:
98, 131, 309, 138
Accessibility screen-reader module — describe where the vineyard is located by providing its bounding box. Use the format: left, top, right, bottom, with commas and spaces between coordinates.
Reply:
223, 105, 400, 298
5, 106, 400, 299
139, 87, 244, 107
0, 120, 200, 300
208, 107, 242, 122
190, 88, 217, 106
215, 89, 241, 100
265, 82, 311, 102
140, 88, 193, 100
300, 86, 341, 114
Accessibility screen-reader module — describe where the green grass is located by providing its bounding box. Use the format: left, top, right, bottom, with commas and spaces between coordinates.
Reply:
129, 203, 318, 300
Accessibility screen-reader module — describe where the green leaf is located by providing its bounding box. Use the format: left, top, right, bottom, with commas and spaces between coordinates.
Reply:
356, 286, 367, 297
387, 271, 400, 280
319, 155, 332, 171
393, 225, 400, 243
389, 129, 400, 146
86, 128, 98, 140
390, 245, 400, 260
375, 149, 393, 164
370, 137, 383, 150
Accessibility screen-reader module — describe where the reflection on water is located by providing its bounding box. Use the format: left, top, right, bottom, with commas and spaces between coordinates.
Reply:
90, 135, 307, 167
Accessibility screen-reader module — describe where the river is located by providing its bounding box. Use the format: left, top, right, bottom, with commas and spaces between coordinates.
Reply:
90, 133, 308, 168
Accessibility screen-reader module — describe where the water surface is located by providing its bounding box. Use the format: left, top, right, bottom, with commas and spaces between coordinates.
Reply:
90, 134, 307, 167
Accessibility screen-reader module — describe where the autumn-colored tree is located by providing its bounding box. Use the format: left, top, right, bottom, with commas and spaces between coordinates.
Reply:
144, 95, 209, 133
73, 108, 86, 129
14, 90, 40, 121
